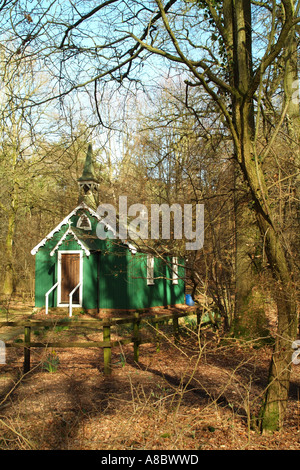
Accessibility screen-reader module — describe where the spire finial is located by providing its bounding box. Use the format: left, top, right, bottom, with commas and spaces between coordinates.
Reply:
78, 143, 99, 194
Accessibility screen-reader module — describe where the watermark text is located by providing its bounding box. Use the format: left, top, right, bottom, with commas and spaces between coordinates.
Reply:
96, 197, 204, 251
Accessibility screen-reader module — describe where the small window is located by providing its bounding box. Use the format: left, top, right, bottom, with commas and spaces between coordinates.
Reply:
147, 254, 154, 285
172, 257, 178, 284
76, 214, 92, 230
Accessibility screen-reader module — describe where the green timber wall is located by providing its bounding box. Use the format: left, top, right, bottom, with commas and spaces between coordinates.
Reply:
98, 246, 185, 310
33, 210, 185, 310
35, 248, 57, 308
35, 246, 185, 310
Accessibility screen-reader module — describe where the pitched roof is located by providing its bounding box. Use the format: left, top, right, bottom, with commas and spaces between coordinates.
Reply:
31, 202, 136, 255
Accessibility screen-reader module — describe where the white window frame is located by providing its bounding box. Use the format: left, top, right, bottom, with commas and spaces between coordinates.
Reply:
172, 256, 179, 285
147, 254, 155, 285
57, 250, 83, 307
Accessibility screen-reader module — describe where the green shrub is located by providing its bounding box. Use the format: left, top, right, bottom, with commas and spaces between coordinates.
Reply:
42, 350, 60, 373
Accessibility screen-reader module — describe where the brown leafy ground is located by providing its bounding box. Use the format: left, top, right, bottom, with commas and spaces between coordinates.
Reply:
0, 307, 300, 450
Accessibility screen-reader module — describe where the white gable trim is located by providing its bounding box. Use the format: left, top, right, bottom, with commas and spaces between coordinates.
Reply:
31, 201, 137, 255
49, 225, 91, 257
31, 202, 113, 255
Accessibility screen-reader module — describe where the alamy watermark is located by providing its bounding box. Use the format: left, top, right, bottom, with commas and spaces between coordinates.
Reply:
96, 196, 204, 251
0, 340, 5, 364
292, 340, 300, 365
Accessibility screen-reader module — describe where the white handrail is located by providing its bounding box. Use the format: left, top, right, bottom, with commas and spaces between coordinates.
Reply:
69, 282, 81, 317
45, 282, 59, 315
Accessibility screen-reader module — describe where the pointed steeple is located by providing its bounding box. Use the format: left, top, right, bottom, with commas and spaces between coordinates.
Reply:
78, 144, 99, 192
78, 144, 99, 207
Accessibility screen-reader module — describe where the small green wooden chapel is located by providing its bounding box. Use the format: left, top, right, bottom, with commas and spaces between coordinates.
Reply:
31, 145, 185, 315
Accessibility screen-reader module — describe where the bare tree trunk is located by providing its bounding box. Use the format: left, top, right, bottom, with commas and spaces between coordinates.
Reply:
237, 98, 298, 431
257, 213, 298, 431
258, 20, 299, 432
233, 165, 267, 339
224, 0, 266, 339
229, 0, 298, 431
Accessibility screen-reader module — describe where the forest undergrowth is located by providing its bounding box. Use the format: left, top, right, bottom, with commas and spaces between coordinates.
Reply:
0, 310, 300, 451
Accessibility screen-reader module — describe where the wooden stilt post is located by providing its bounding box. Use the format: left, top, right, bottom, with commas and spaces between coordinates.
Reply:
103, 325, 111, 375
133, 312, 140, 362
24, 326, 31, 373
